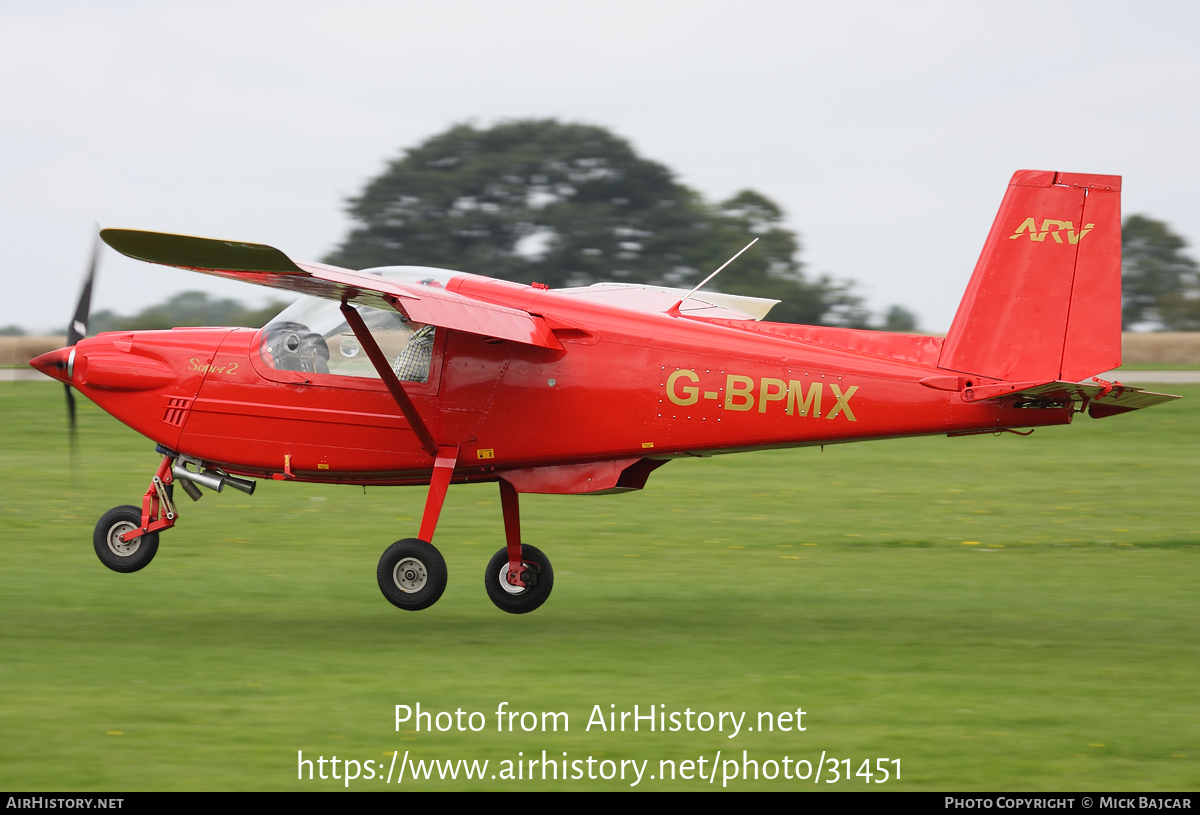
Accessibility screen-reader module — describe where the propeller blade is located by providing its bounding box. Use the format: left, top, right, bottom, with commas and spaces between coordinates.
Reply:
65, 382, 77, 443
64, 230, 100, 445
67, 233, 99, 347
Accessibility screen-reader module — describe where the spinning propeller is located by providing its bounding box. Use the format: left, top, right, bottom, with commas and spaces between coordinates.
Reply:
63, 234, 99, 442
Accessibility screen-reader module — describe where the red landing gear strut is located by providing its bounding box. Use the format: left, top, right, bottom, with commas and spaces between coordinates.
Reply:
499, 478, 529, 589
123, 454, 179, 543
417, 445, 460, 543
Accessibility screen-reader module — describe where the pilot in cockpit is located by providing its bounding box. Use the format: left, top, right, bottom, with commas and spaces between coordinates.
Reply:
391, 277, 442, 383
393, 322, 435, 383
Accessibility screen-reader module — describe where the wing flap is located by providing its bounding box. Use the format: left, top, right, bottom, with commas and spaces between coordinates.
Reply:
100, 229, 562, 350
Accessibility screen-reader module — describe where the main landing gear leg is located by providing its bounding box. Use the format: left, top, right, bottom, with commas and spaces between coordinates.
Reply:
500, 478, 525, 587
376, 445, 457, 611
92, 454, 177, 573
418, 446, 459, 544
484, 479, 553, 614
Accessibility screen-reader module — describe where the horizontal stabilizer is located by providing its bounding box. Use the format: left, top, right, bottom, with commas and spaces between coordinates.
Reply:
99, 229, 562, 350
979, 380, 1179, 418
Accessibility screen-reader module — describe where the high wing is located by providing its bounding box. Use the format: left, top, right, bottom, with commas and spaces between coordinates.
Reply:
99, 229, 562, 350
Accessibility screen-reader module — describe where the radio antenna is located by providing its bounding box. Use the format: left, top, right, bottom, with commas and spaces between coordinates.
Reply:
670, 238, 758, 314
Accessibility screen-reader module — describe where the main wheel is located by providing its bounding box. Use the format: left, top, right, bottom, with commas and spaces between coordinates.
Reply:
377, 539, 447, 611
93, 505, 159, 573
484, 544, 554, 614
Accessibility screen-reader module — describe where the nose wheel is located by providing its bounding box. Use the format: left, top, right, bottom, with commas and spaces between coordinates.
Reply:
91, 454, 180, 574
93, 505, 160, 573
377, 539, 448, 611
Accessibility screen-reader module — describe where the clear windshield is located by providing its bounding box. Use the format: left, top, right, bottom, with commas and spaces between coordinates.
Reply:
259, 266, 457, 381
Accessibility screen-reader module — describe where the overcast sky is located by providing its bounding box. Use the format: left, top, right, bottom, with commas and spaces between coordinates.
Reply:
3, 1, 1197, 333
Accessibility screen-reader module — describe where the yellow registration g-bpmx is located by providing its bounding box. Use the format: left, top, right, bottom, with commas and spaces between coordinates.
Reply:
665, 370, 858, 421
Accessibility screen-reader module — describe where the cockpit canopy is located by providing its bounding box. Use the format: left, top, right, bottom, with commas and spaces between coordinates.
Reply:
259, 266, 457, 382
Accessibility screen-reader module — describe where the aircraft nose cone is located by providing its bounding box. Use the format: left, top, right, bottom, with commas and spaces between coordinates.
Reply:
30, 347, 72, 384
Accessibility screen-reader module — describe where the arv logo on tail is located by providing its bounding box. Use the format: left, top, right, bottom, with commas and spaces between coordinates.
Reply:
1008, 218, 1095, 244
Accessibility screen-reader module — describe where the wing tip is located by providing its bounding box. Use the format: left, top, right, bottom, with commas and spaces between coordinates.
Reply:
99, 228, 305, 274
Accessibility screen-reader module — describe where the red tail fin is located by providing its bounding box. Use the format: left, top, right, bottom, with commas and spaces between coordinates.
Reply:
938, 170, 1121, 382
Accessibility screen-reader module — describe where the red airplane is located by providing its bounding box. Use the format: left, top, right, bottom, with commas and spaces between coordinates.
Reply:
31, 170, 1178, 614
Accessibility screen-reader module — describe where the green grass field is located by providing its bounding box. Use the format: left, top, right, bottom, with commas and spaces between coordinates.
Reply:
1, 381, 1197, 791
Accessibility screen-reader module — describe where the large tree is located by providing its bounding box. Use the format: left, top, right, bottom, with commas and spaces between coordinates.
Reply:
1122, 214, 1200, 330
325, 120, 867, 326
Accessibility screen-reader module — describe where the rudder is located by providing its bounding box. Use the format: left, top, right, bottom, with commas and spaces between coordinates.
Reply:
938, 170, 1121, 382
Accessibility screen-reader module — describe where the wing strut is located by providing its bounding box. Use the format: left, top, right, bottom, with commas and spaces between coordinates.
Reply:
339, 303, 439, 457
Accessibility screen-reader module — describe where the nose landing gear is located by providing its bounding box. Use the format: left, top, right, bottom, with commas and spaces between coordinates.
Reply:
92, 450, 256, 574
92, 453, 177, 574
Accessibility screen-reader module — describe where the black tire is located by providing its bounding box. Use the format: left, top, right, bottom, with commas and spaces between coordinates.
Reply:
377, 539, 447, 611
93, 505, 159, 573
484, 544, 554, 614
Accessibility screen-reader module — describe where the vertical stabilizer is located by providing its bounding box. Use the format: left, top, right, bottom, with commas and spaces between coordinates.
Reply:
938, 170, 1121, 382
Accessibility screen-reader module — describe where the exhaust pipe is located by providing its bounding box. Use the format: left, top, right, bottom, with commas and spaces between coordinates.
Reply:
172, 463, 225, 493
223, 474, 256, 495
178, 478, 203, 502
171, 460, 256, 496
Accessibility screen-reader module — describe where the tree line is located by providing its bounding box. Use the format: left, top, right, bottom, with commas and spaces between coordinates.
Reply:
85, 292, 289, 336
